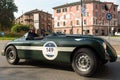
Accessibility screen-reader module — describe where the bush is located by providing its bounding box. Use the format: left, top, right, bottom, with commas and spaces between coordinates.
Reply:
11, 24, 30, 33
5, 32, 23, 37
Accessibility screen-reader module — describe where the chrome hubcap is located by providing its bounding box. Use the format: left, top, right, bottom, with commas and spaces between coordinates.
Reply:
76, 54, 91, 71
8, 51, 16, 61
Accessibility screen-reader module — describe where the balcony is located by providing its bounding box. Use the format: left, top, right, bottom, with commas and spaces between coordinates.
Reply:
25, 19, 33, 22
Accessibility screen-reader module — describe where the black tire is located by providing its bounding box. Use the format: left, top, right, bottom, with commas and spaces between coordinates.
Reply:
72, 48, 99, 77
102, 60, 108, 65
5, 46, 19, 65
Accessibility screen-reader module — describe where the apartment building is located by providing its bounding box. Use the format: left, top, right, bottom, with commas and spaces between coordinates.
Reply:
118, 10, 120, 31
53, 0, 118, 35
15, 9, 53, 34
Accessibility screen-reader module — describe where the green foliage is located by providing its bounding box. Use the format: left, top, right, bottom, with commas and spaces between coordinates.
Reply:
0, 37, 17, 40
0, 31, 23, 39
5, 32, 23, 37
11, 24, 30, 33
0, 0, 18, 31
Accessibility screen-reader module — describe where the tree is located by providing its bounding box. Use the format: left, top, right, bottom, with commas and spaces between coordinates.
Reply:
11, 24, 30, 33
0, 0, 18, 31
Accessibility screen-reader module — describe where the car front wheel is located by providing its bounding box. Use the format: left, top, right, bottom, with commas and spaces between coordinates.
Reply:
72, 48, 99, 77
5, 46, 19, 65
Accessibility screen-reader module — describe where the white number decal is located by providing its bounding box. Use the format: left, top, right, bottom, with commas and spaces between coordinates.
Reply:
46, 48, 54, 52
43, 41, 58, 60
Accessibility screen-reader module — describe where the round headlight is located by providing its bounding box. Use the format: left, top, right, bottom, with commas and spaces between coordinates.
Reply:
102, 42, 107, 49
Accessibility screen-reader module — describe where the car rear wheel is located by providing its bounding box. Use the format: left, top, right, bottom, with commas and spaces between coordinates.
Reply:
72, 48, 99, 77
6, 46, 19, 65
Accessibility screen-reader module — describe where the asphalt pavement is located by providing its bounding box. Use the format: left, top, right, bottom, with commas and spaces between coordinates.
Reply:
0, 52, 120, 80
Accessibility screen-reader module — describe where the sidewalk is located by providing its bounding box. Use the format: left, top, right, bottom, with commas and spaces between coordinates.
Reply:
112, 45, 120, 55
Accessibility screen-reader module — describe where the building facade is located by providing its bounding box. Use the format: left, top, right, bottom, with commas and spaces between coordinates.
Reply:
53, 0, 118, 35
15, 9, 53, 34
118, 10, 120, 32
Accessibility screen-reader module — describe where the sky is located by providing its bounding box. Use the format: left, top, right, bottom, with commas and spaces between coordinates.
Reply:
14, 0, 120, 18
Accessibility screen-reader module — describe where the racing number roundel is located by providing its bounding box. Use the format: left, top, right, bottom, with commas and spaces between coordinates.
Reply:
43, 41, 58, 60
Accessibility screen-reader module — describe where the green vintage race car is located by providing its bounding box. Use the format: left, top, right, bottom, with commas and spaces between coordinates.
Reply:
1, 33, 117, 77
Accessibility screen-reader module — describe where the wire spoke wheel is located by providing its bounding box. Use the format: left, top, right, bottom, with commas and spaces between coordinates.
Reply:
75, 53, 91, 72
6, 46, 19, 65
72, 48, 99, 77
7, 50, 16, 63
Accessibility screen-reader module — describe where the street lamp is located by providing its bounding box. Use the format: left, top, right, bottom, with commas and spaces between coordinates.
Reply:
80, 0, 84, 35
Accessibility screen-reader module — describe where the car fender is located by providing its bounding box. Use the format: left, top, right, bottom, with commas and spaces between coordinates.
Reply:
70, 39, 106, 62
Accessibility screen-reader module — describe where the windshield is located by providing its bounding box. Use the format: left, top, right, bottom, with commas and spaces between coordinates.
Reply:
24, 33, 28, 38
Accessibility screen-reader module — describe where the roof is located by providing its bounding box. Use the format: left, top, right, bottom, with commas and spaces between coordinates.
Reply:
16, 9, 52, 19
24, 9, 40, 15
53, 1, 100, 9
53, 0, 118, 9
23, 9, 52, 15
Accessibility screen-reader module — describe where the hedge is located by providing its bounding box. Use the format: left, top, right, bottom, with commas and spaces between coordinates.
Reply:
11, 24, 30, 33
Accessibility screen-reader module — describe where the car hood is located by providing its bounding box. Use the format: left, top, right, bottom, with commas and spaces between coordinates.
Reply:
66, 35, 105, 42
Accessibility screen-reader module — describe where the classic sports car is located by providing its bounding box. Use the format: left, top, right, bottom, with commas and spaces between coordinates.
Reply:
1, 33, 117, 77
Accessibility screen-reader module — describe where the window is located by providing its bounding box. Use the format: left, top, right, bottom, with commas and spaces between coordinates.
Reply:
70, 21, 73, 26
84, 20, 87, 25
102, 20, 104, 25
87, 12, 89, 16
114, 21, 116, 26
83, 12, 89, 17
65, 8, 67, 12
95, 29, 98, 33
63, 22, 66, 26
76, 5, 79, 10
57, 22, 60, 26
87, 30, 89, 33
64, 30, 66, 34
96, 5, 98, 9
96, 19, 98, 24
118, 29, 120, 32
62, 8, 67, 12
70, 29, 72, 34
113, 14, 115, 18
62, 8, 65, 12
56, 9, 61, 13
102, 30, 105, 35
93, 18, 95, 24
102, 5, 105, 10
64, 15, 66, 19
113, 6, 116, 11
76, 20, 80, 25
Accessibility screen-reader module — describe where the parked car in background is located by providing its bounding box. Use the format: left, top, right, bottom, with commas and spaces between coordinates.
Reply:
1, 33, 117, 77
115, 32, 120, 36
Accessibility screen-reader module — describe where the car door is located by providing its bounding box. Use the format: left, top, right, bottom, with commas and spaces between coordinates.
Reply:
17, 38, 47, 60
